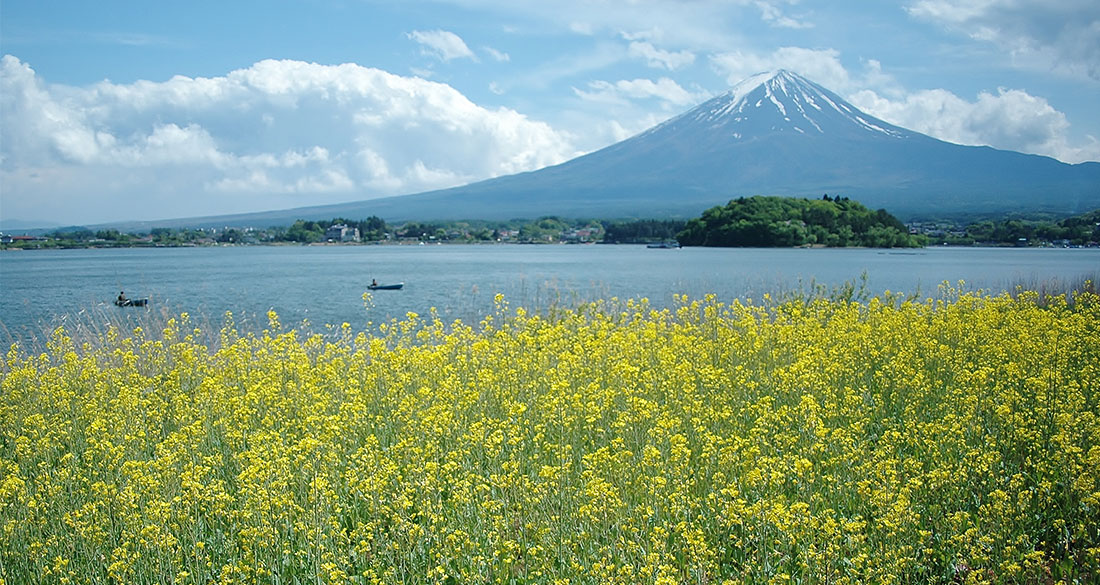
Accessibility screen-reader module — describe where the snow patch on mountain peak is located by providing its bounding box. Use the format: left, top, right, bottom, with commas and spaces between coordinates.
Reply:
689, 70, 904, 139
646, 69, 913, 142
729, 71, 777, 105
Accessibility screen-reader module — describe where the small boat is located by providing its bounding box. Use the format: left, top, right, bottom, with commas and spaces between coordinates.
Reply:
368, 283, 404, 291
647, 241, 681, 249
114, 298, 148, 307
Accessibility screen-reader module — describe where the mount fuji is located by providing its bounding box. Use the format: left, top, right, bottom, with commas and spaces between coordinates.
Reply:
134, 70, 1100, 228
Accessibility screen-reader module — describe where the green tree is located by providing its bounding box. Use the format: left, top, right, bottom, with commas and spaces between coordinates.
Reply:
285, 220, 323, 243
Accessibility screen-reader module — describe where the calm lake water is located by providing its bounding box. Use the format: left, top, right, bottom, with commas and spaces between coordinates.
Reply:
1, 244, 1097, 345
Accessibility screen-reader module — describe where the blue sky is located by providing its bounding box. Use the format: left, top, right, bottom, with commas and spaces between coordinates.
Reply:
2, 0, 1098, 226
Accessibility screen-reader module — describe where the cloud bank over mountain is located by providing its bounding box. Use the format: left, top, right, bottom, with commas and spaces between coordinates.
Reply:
0, 56, 578, 224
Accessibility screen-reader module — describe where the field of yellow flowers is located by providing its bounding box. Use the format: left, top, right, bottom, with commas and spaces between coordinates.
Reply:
2, 287, 1098, 584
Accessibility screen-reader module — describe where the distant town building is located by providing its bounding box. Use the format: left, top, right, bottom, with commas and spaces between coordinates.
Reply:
1, 235, 47, 244
562, 228, 598, 242
325, 224, 360, 242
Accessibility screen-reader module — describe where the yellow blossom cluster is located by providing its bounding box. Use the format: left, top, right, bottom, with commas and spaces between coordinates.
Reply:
1, 288, 1098, 584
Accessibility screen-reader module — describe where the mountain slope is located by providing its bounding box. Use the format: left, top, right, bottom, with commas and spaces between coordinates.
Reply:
105, 70, 1100, 229
296, 70, 1099, 222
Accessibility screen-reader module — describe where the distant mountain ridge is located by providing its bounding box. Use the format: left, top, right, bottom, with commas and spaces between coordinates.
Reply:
56, 70, 1100, 230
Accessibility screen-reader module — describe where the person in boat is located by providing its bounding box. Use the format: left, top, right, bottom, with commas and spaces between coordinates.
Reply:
117, 291, 128, 304
371, 279, 377, 287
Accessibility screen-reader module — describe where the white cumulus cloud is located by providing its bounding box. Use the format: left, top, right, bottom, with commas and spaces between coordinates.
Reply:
576, 78, 706, 107
754, 0, 813, 29
426, 0, 809, 50
0, 55, 578, 224
710, 47, 854, 91
906, 0, 1100, 80
628, 41, 696, 70
483, 46, 510, 62
408, 29, 477, 62
850, 86, 1100, 164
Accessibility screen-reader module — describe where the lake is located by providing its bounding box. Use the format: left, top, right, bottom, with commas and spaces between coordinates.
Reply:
2, 244, 1097, 345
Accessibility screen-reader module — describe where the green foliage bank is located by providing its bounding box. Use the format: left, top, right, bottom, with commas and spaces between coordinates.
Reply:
678, 195, 923, 248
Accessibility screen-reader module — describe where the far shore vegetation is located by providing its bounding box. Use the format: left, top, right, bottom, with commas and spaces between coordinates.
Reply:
3, 197, 1098, 250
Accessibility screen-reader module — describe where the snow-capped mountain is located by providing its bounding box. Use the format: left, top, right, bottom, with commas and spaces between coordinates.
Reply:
318, 69, 1098, 221
648, 69, 915, 142
126, 70, 1100, 228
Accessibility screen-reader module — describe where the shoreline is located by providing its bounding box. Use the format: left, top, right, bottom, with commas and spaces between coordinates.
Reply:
5, 240, 1098, 252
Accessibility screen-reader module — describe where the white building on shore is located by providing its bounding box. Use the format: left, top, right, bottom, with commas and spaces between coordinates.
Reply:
325, 224, 360, 242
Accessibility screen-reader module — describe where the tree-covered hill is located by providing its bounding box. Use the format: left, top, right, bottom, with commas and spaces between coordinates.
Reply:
923, 208, 1100, 246
677, 195, 923, 248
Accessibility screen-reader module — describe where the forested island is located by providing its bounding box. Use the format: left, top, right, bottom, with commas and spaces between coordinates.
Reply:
676, 195, 923, 247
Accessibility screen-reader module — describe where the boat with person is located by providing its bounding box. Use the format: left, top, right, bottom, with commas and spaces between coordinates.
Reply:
114, 291, 148, 306
368, 282, 404, 290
